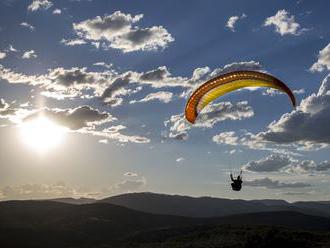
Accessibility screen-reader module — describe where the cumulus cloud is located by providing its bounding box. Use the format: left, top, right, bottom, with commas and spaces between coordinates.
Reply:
110, 26, 174, 53
72, 11, 173, 52
20, 22, 35, 31
256, 74, 330, 147
213, 131, 239, 146
0, 51, 6, 59
23, 105, 113, 130
28, 0, 53, 11
263, 88, 305, 96
264, 9, 304, 36
226, 13, 247, 32
243, 154, 330, 174
61, 38, 87, 46
90, 125, 150, 144
310, 43, 330, 72
166, 101, 253, 140
245, 177, 311, 189
22, 50, 37, 59
243, 154, 292, 172
130, 91, 173, 104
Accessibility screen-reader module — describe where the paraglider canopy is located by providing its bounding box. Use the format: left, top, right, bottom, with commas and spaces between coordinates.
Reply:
185, 70, 296, 124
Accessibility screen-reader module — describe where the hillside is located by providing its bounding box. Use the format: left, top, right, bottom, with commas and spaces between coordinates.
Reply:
0, 200, 329, 247
101, 192, 330, 218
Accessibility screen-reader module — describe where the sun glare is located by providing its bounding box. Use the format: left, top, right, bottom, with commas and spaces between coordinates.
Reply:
20, 117, 67, 154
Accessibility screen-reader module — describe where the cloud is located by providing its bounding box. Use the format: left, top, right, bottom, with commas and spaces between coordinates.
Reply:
72, 11, 173, 52
264, 9, 304, 36
165, 101, 253, 141
263, 88, 305, 96
93, 62, 113, 69
213, 131, 239, 146
22, 50, 37, 59
20, 22, 35, 31
90, 125, 150, 144
23, 105, 114, 130
61, 38, 87, 46
52, 8, 61, 15
104, 178, 146, 194
243, 154, 330, 173
256, 74, 330, 147
0, 51, 6, 59
110, 26, 174, 53
310, 43, 330, 72
124, 172, 138, 177
243, 154, 292, 172
101, 74, 131, 100
0, 182, 100, 200
28, 0, 53, 12
226, 13, 247, 32
176, 157, 185, 163
245, 177, 311, 189
8, 44, 18, 52
130, 91, 173, 104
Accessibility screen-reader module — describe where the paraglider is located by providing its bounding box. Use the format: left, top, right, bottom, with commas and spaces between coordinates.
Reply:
185, 70, 296, 124
184, 70, 296, 191
230, 170, 243, 191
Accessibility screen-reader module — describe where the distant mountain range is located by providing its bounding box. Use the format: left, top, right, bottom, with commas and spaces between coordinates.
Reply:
98, 192, 330, 218
1, 193, 330, 247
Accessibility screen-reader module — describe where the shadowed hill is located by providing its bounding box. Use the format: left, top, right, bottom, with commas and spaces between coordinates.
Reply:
100, 192, 330, 218
0, 200, 329, 247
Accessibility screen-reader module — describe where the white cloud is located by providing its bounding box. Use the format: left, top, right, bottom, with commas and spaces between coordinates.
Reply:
72, 11, 174, 52
8, 44, 18, 52
310, 43, 330, 72
93, 62, 113, 69
28, 0, 53, 12
124, 172, 138, 177
264, 9, 303, 36
22, 50, 37, 59
90, 125, 150, 144
243, 154, 330, 174
61, 38, 87, 46
165, 101, 254, 141
263, 88, 305, 96
226, 13, 247, 32
213, 131, 239, 146
20, 22, 35, 31
130, 91, 173, 104
0, 51, 6, 59
176, 157, 185, 163
52, 8, 61, 15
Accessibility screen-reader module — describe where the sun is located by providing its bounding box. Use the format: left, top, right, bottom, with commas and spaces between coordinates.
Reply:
20, 117, 68, 154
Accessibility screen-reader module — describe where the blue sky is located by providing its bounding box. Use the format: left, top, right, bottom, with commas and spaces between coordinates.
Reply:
0, 0, 329, 201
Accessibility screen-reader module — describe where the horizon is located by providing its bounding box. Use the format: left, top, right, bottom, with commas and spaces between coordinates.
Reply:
0, 0, 329, 203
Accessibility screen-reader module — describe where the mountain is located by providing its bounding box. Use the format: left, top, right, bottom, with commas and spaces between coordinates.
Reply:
0, 200, 329, 247
47, 197, 97, 205
100, 192, 330, 218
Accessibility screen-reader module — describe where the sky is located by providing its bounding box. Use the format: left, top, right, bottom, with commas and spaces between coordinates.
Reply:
0, 0, 329, 202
